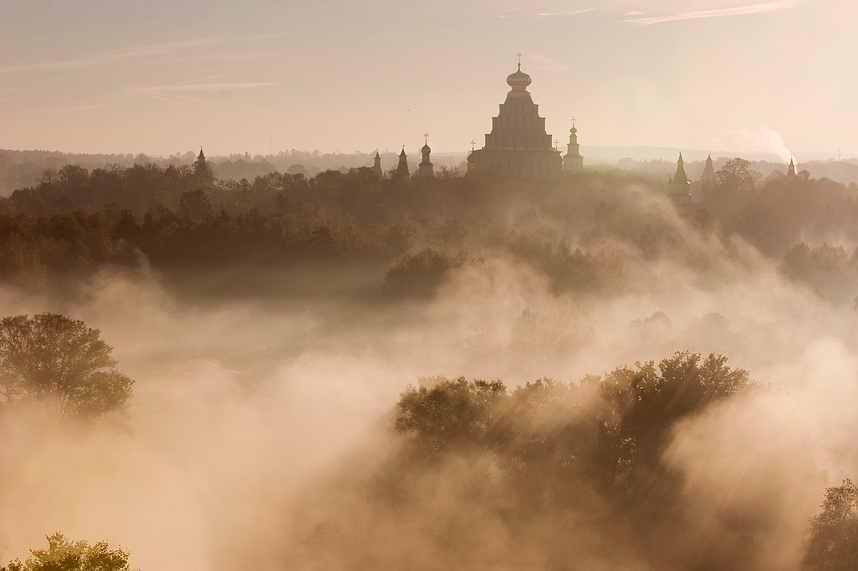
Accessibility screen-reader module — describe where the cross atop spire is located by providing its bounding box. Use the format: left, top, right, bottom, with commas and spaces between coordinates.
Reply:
424, 133, 429, 145
517, 53, 521, 70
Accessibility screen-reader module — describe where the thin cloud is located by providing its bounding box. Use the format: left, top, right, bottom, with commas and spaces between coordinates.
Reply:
0, 33, 283, 75
47, 104, 108, 113
126, 79, 276, 105
525, 52, 569, 71
134, 82, 277, 92
626, 1, 793, 26
537, 8, 596, 17
0, 38, 217, 73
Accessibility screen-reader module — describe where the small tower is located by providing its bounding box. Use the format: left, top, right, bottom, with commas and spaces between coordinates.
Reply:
786, 157, 797, 178
396, 146, 410, 176
669, 152, 692, 204
563, 118, 584, 172
417, 134, 434, 178
373, 150, 383, 176
194, 147, 213, 183
701, 153, 716, 184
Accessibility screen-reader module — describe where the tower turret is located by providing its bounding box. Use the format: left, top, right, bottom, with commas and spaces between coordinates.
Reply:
787, 157, 797, 178
194, 146, 213, 183
701, 153, 716, 184
396, 146, 410, 176
563, 118, 584, 172
373, 150, 383, 176
673, 152, 689, 184
417, 134, 434, 178
669, 152, 692, 204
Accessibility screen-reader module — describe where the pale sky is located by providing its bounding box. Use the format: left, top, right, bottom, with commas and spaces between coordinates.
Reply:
1, 0, 856, 158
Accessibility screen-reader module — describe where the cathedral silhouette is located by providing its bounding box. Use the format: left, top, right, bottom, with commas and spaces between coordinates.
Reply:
467, 61, 566, 177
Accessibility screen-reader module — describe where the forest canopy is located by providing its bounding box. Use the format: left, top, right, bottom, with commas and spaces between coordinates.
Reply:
1, 158, 857, 306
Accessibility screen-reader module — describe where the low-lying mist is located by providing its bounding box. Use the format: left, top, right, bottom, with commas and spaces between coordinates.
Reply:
1, 168, 857, 571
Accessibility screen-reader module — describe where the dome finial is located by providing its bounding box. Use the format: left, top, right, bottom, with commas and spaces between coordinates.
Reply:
506, 58, 532, 92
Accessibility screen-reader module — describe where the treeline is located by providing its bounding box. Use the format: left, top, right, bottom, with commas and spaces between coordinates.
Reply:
2, 159, 858, 303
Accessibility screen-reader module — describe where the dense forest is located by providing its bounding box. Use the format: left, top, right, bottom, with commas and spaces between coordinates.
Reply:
1, 156, 857, 571
1, 156, 857, 305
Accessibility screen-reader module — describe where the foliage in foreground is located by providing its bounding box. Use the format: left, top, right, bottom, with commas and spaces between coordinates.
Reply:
2, 533, 135, 571
0, 313, 133, 422
299, 352, 768, 571
393, 351, 751, 495
802, 479, 858, 571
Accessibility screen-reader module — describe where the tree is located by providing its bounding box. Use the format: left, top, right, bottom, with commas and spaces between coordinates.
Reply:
382, 248, 464, 298
0, 313, 133, 420
394, 376, 507, 454
178, 188, 213, 222
3, 532, 136, 571
802, 479, 858, 571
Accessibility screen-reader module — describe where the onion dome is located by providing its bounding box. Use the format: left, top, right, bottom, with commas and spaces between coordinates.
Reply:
422, 143, 431, 154
506, 63, 532, 91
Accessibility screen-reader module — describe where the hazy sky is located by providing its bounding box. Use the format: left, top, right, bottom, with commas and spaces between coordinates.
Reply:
1, 0, 856, 157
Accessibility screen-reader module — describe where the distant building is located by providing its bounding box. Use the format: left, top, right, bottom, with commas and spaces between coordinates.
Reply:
563, 118, 584, 172
195, 147, 213, 183
417, 135, 435, 178
396, 146, 410, 176
467, 61, 563, 177
373, 150, 383, 176
669, 152, 692, 204
701, 153, 716, 184
787, 157, 797, 178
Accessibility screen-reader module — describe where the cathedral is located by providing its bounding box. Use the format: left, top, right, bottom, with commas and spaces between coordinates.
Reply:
467, 62, 564, 177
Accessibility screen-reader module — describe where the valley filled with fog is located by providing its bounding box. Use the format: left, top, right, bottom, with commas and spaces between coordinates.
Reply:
1, 160, 857, 571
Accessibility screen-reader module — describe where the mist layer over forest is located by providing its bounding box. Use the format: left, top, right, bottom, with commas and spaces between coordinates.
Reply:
1, 158, 857, 571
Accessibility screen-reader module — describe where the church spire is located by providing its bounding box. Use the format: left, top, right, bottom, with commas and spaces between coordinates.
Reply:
373, 149, 383, 176
668, 152, 692, 205
787, 157, 797, 178
396, 146, 410, 176
701, 153, 716, 184
673, 152, 688, 184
